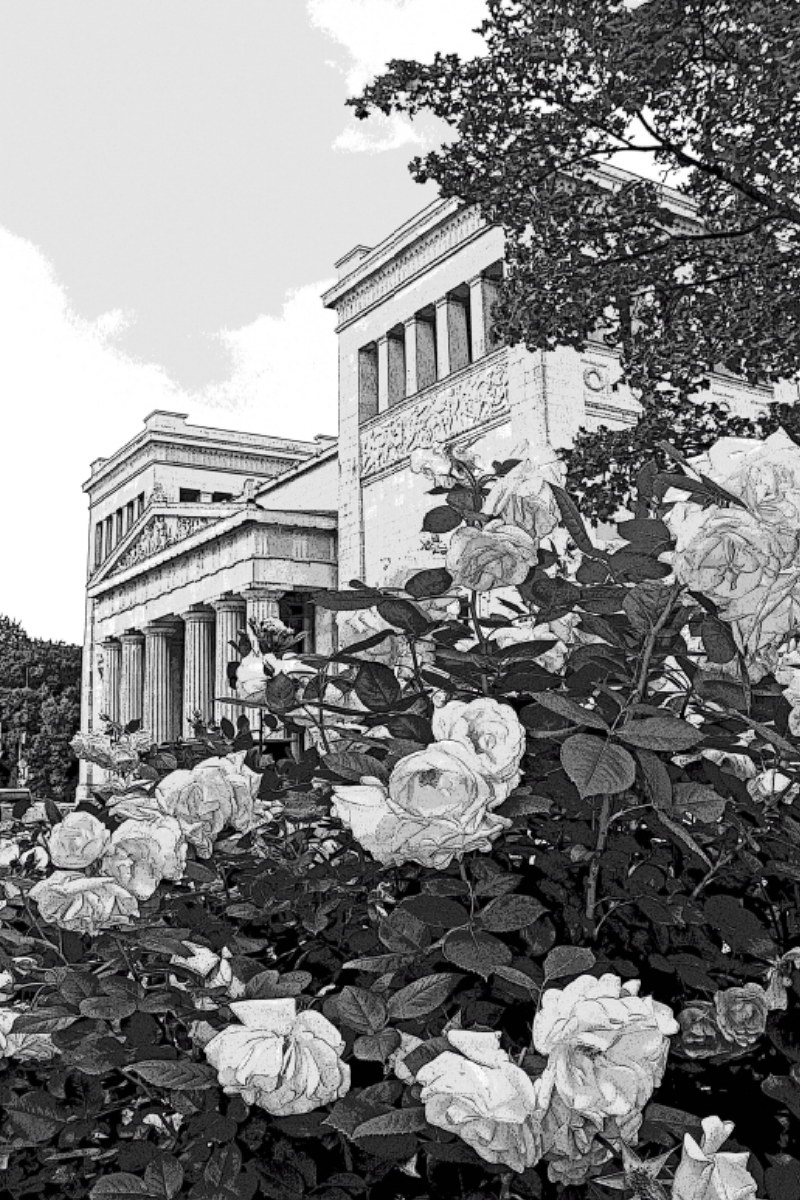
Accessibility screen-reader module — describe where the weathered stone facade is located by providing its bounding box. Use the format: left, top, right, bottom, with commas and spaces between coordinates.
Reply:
81, 178, 796, 793
79, 413, 338, 795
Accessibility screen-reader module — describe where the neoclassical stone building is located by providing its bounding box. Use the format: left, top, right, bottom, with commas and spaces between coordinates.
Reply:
80, 170, 796, 791
79, 410, 338, 792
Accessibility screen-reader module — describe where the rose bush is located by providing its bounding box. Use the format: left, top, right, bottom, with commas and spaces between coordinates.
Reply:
4, 429, 800, 1198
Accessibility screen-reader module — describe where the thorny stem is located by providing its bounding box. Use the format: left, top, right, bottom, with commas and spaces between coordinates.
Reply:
469, 591, 492, 696
629, 580, 684, 709
690, 848, 738, 899
585, 795, 614, 938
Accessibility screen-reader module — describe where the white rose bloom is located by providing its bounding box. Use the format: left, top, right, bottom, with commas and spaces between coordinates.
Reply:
485, 441, 565, 538
204, 998, 350, 1115
46, 811, 111, 870
432, 698, 526, 787
331, 739, 512, 871
533, 974, 678, 1122
417, 1030, 545, 1174
665, 430, 800, 656
447, 522, 539, 592
672, 1117, 758, 1200
29, 871, 139, 936
100, 815, 187, 900
151, 753, 259, 857
410, 446, 454, 485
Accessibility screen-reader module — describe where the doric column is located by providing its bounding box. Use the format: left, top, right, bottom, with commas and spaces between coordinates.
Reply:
469, 274, 501, 361
143, 621, 173, 746
404, 317, 420, 396
243, 586, 283, 625
387, 333, 406, 407
100, 638, 121, 724
377, 334, 390, 413
213, 596, 247, 725
182, 606, 215, 735
168, 625, 184, 742
314, 605, 336, 656
119, 632, 145, 729
435, 297, 451, 379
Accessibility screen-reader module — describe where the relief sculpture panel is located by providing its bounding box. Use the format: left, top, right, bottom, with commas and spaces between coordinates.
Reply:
108, 515, 216, 576
360, 354, 510, 479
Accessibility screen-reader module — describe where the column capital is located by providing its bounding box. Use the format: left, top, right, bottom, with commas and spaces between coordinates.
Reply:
376, 332, 390, 345
119, 630, 145, 645
212, 595, 247, 614
242, 585, 284, 601
100, 636, 121, 649
181, 605, 215, 624
143, 619, 177, 637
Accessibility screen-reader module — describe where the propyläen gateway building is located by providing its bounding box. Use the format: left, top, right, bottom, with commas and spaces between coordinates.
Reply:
78, 174, 794, 793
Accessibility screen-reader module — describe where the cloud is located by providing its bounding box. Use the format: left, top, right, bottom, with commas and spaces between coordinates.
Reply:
333, 112, 424, 154
0, 228, 338, 644
309, 0, 487, 151
196, 282, 338, 439
309, 0, 488, 92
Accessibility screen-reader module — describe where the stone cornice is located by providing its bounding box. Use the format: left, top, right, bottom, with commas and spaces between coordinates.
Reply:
87, 508, 337, 599
323, 202, 487, 329
322, 164, 707, 331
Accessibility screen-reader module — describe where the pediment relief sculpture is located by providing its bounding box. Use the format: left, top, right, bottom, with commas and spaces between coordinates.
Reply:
107, 514, 217, 577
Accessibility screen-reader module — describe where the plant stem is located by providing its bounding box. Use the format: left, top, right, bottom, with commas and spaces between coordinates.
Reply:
469, 591, 491, 695
629, 580, 683, 709
585, 794, 613, 938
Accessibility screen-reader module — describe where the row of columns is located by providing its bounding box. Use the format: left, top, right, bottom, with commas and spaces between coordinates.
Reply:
100, 586, 285, 743
371, 272, 502, 417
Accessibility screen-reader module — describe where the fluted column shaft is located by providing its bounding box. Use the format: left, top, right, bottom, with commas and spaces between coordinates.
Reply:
143, 623, 173, 746
100, 638, 121, 724
213, 597, 247, 726
119, 633, 145, 728
169, 628, 184, 742
182, 607, 215, 735
243, 586, 284, 625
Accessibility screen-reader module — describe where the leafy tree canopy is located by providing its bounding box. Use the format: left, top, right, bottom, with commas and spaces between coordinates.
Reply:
351, 0, 800, 517
0, 615, 81, 798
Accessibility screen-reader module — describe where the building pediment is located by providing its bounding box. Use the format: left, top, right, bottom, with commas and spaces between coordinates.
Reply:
90, 505, 233, 587
107, 513, 219, 577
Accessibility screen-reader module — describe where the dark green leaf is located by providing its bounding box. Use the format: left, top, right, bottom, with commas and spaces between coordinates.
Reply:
534, 691, 609, 730
478, 895, 548, 932
335, 986, 388, 1034
560, 734, 636, 797
617, 716, 703, 752
543, 946, 597, 981
703, 895, 777, 958
127, 1060, 219, 1090
354, 662, 401, 712
422, 505, 462, 534
387, 973, 462, 1020
442, 929, 513, 979
405, 568, 453, 599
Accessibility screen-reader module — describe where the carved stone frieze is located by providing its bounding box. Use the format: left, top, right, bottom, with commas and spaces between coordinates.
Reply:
336, 206, 485, 325
108, 515, 217, 576
360, 356, 509, 479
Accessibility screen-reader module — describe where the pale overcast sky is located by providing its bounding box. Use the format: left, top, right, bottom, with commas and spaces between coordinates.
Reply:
0, 0, 488, 643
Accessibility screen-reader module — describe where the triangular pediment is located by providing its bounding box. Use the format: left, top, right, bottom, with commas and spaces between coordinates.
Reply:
98, 512, 220, 581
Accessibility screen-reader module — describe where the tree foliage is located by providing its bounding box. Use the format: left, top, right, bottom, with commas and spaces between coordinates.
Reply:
351, 0, 800, 516
0, 615, 81, 798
